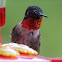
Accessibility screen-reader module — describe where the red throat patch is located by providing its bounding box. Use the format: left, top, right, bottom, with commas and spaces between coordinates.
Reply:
22, 17, 43, 30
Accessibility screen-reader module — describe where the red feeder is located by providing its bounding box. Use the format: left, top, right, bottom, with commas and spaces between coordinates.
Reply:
51, 59, 62, 62
0, 0, 6, 46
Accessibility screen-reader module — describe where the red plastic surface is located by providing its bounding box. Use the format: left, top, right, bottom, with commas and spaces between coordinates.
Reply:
51, 59, 62, 62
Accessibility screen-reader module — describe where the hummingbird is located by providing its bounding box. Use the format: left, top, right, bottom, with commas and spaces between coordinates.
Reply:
11, 6, 48, 54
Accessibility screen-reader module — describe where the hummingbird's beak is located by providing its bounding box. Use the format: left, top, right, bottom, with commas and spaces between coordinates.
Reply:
39, 13, 48, 18
41, 14, 48, 18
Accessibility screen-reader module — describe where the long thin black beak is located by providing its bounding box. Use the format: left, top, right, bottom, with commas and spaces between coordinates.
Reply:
41, 14, 48, 18
38, 12, 48, 18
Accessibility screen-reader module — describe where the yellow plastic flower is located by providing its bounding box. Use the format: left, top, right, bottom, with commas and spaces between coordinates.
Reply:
2, 43, 38, 55
0, 46, 20, 56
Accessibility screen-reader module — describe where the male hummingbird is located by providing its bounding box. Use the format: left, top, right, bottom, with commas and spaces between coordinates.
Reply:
11, 6, 48, 54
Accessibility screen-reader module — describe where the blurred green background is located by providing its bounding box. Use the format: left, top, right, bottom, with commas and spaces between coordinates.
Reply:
1, 0, 62, 57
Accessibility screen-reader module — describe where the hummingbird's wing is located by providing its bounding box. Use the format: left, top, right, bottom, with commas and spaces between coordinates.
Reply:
11, 25, 19, 43
11, 21, 25, 43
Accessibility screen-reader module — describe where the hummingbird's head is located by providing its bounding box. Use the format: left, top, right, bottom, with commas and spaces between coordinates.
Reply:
24, 6, 48, 19
22, 6, 48, 30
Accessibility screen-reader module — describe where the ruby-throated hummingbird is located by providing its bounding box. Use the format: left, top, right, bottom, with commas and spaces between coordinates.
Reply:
11, 6, 48, 54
